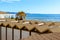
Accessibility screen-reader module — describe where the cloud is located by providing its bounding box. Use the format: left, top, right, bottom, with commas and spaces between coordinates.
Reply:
0, 0, 21, 3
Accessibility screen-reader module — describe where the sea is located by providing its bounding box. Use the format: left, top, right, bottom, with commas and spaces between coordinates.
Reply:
26, 14, 60, 22
9, 12, 60, 22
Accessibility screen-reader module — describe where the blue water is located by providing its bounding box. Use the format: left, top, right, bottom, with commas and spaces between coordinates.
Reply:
9, 12, 60, 22
26, 14, 60, 22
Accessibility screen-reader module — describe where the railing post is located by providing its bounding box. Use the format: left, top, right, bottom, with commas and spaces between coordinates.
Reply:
0, 26, 1, 40
6, 27, 7, 40
29, 31, 31, 36
12, 28, 14, 40
20, 30, 22, 39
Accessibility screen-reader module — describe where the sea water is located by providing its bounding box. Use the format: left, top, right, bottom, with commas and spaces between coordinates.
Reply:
26, 14, 60, 22
11, 12, 60, 22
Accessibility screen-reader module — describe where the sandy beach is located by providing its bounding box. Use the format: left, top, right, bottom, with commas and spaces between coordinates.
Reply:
0, 18, 60, 40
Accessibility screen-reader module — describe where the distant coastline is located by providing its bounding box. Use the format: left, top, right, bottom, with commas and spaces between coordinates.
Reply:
0, 11, 60, 22
6, 12, 60, 22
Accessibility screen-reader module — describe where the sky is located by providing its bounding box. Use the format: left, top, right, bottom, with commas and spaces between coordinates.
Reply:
0, 0, 60, 14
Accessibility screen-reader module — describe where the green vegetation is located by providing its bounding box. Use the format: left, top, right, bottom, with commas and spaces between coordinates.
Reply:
15, 11, 26, 20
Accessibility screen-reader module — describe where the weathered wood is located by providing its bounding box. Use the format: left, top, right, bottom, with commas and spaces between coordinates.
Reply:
20, 30, 22, 39
29, 31, 31, 36
6, 27, 7, 40
0, 26, 1, 40
12, 28, 14, 40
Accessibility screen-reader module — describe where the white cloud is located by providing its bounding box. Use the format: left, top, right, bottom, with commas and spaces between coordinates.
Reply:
0, 0, 21, 3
